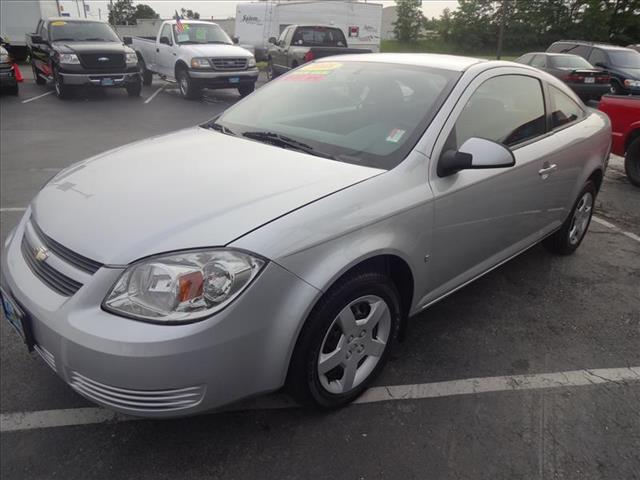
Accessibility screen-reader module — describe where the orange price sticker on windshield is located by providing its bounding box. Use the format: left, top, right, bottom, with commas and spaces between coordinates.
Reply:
51, 21, 66, 26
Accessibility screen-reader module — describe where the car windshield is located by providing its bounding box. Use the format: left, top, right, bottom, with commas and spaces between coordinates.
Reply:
291, 27, 347, 47
206, 61, 460, 170
608, 50, 640, 68
172, 23, 232, 45
550, 55, 593, 69
49, 21, 120, 42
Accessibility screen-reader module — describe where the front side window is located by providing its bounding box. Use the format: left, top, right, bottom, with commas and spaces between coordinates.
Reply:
209, 61, 459, 170
549, 85, 585, 129
608, 50, 640, 68
160, 24, 173, 45
450, 75, 546, 149
588, 49, 608, 67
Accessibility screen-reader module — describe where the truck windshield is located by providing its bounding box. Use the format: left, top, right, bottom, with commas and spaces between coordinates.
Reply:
49, 21, 120, 42
291, 27, 347, 47
172, 23, 232, 45
205, 61, 459, 170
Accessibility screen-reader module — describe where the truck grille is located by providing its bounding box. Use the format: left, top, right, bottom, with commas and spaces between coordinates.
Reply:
69, 371, 205, 413
79, 53, 125, 69
210, 57, 247, 71
21, 233, 83, 297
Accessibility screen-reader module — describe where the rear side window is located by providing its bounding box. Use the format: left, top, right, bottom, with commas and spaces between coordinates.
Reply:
549, 85, 585, 129
530, 55, 546, 68
450, 75, 546, 148
160, 24, 172, 44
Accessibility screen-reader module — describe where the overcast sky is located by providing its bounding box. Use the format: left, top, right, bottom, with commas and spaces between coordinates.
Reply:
56, 0, 459, 21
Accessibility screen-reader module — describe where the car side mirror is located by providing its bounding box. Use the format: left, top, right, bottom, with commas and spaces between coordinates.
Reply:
437, 137, 515, 177
31, 34, 44, 44
123, 36, 132, 45
594, 62, 606, 68
268, 37, 277, 44
159, 36, 171, 46
232, 36, 239, 44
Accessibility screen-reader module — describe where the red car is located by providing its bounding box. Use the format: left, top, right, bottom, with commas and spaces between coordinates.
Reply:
599, 95, 640, 186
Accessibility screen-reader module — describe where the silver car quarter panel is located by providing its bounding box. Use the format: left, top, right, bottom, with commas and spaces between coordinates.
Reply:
2, 218, 321, 417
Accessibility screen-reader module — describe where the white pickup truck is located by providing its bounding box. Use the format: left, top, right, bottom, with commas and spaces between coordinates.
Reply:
131, 20, 258, 99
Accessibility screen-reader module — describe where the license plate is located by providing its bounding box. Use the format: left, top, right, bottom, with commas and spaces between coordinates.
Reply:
585, 77, 595, 84
1, 287, 34, 350
229, 77, 240, 84
101, 78, 115, 86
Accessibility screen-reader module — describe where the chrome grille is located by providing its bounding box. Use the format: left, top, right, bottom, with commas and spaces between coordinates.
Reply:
210, 57, 247, 71
21, 233, 82, 296
31, 220, 102, 274
69, 371, 205, 412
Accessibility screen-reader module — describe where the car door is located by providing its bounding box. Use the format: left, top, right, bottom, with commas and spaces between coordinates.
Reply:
156, 23, 175, 77
31, 21, 52, 78
425, 69, 557, 299
272, 27, 290, 73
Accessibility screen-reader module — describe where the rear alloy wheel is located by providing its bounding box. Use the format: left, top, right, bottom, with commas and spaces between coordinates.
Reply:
54, 69, 71, 99
177, 68, 200, 99
32, 62, 46, 85
287, 271, 400, 409
543, 181, 596, 255
624, 138, 640, 187
126, 79, 142, 97
238, 83, 255, 97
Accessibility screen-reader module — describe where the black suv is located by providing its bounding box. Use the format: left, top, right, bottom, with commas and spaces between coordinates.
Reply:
547, 41, 640, 95
27, 18, 141, 99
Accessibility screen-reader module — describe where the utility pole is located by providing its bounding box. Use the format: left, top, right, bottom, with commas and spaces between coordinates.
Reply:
81, 0, 87, 18
496, 0, 510, 60
75, 0, 81, 17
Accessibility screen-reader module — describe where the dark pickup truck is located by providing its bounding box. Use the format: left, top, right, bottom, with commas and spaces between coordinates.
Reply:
266, 25, 370, 80
27, 18, 141, 99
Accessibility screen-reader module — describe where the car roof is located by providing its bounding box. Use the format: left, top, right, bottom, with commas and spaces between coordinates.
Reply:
319, 53, 486, 72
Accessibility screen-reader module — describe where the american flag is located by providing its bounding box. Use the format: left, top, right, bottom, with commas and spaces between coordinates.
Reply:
174, 11, 184, 33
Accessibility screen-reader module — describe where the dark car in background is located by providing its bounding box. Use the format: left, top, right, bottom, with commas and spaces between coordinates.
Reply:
27, 18, 141, 99
547, 41, 640, 95
0, 43, 18, 95
516, 52, 610, 101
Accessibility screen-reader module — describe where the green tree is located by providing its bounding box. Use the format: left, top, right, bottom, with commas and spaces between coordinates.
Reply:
108, 0, 136, 25
180, 8, 200, 20
393, 0, 425, 42
132, 4, 159, 20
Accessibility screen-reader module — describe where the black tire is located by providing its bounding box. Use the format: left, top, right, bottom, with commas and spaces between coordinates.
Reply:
543, 180, 597, 255
139, 59, 153, 86
287, 270, 401, 409
610, 80, 623, 95
126, 79, 142, 97
624, 138, 640, 187
53, 68, 71, 99
177, 68, 200, 100
266, 58, 277, 81
32, 62, 46, 85
237, 83, 255, 97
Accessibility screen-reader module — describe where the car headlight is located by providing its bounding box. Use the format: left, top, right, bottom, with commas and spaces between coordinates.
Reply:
59, 53, 80, 64
247, 57, 256, 68
190, 57, 210, 68
125, 52, 138, 65
624, 79, 640, 88
0, 53, 9, 64
103, 249, 266, 323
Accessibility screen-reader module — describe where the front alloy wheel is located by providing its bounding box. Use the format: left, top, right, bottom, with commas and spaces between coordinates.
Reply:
54, 69, 70, 99
177, 69, 200, 99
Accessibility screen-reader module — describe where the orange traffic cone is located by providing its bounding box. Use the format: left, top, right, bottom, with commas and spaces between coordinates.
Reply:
13, 63, 24, 82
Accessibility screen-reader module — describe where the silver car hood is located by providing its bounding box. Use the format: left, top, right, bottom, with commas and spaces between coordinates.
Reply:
32, 127, 383, 265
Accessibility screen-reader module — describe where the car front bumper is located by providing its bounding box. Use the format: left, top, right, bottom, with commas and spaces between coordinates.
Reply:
1, 211, 321, 418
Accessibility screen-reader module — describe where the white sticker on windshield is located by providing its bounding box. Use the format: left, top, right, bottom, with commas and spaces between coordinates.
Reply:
386, 128, 405, 143
177, 33, 189, 42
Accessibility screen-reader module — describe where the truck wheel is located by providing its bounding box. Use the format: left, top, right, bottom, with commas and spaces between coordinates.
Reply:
177, 68, 201, 100
267, 58, 276, 81
126, 79, 142, 97
32, 62, 46, 85
6, 84, 19, 95
238, 83, 255, 97
139, 59, 153, 86
625, 138, 640, 187
54, 69, 71, 99
610, 80, 623, 95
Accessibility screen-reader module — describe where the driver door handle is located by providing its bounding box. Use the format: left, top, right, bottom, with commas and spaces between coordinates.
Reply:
538, 163, 558, 179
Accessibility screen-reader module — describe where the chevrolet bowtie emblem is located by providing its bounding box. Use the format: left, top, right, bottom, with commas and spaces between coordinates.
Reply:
34, 246, 50, 262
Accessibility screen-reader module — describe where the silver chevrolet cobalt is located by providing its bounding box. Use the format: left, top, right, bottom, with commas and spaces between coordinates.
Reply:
1, 54, 610, 416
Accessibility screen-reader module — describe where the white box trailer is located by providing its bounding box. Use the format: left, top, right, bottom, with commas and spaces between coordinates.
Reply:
0, 0, 59, 59
236, 1, 382, 60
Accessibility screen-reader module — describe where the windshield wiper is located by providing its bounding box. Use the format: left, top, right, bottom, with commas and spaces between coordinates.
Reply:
242, 131, 335, 160
205, 122, 237, 136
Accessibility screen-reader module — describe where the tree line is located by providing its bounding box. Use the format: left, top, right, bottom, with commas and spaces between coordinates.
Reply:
108, 0, 200, 25
395, 0, 640, 51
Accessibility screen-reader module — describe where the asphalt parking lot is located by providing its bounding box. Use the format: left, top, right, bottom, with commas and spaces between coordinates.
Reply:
1, 68, 639, 480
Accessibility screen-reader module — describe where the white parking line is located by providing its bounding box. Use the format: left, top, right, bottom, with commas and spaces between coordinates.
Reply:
1, 367, 638, 433
0, 207, 27, 212
21, 91, 55, 104
592, 215, 640, 243
144, 84, 166, 104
